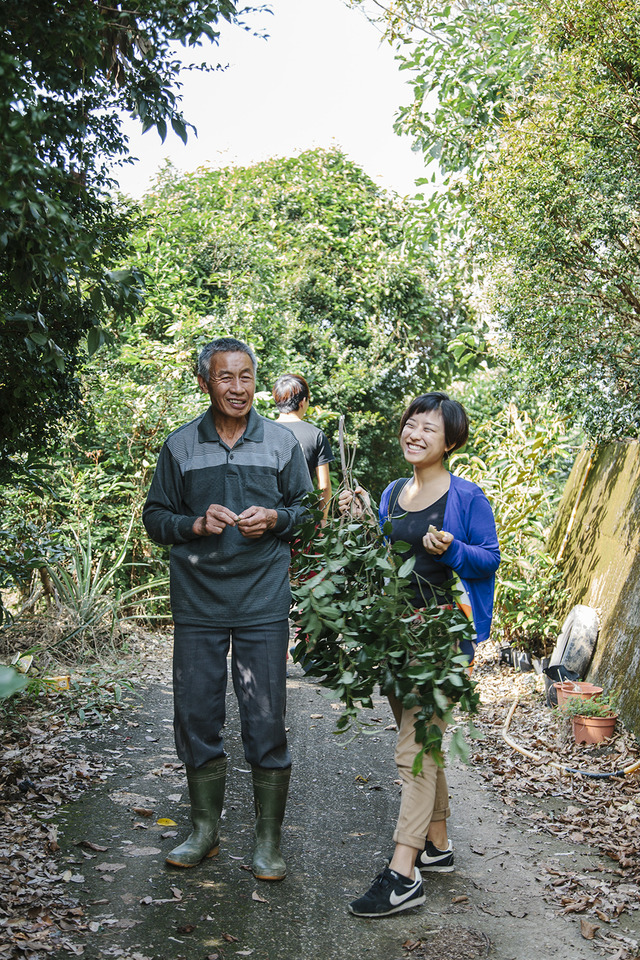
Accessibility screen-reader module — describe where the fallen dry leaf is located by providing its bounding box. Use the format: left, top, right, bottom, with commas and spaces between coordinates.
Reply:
78, 840, 108, 852
251, 890, 268, 902
131, 806, 153, 817
581, 918, 601, 940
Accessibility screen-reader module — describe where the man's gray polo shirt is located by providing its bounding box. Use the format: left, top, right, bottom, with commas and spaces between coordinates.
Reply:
143, 406, 313, 627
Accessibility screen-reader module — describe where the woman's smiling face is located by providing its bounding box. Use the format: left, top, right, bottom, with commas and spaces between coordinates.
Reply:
400, 408, 450, 468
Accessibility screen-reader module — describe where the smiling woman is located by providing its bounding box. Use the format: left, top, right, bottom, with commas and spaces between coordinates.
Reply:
337, 391, 500, 918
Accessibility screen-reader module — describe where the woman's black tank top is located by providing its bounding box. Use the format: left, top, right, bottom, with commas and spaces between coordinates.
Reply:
388, 488, 452, 607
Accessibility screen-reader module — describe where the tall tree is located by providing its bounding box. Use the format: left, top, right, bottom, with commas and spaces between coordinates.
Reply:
475, 0, 640, 437
0, 0, 243, 476
124, 148, 481, 490
355, 0, 640, 437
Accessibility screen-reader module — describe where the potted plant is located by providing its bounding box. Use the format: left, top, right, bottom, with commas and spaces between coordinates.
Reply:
560, 694, 618, 744
553, 680, 603, 712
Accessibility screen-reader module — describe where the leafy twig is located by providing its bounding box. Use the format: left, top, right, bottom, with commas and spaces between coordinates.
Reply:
291, 442, 478, 770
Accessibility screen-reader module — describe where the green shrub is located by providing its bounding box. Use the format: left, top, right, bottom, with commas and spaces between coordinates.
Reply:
557, 693, 618, 720
450, 401, 574, 657
43, 519, 168, 659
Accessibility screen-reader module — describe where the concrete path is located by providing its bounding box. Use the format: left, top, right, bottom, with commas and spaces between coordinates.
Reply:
55, 662, 619, 960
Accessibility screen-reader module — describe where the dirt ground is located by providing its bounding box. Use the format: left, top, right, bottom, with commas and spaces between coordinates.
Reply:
1, 637, 640, 960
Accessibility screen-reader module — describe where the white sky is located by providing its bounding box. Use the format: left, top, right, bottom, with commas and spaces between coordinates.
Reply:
113, 0, 428, 199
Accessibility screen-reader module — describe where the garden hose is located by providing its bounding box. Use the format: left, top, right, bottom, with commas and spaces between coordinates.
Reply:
502, 698, 640, 780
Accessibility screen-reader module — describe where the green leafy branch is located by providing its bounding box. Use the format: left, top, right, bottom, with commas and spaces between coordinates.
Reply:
291, 427, 479, 772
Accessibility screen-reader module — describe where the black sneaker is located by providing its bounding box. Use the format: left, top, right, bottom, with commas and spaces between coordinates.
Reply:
348, 866, 425, 917
416, 839, 454, 872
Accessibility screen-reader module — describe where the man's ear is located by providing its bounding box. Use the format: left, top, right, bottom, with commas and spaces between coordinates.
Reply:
197, 374, 209, 394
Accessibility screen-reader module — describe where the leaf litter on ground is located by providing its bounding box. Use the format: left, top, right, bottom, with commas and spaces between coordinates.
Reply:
2, 632, 640, 959
460, 642, 640, 960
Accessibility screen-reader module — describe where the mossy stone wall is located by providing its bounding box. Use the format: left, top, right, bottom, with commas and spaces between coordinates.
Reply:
548, 441, 640, 737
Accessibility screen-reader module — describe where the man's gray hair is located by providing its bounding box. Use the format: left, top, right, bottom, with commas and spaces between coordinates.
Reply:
197, 337, 258, 379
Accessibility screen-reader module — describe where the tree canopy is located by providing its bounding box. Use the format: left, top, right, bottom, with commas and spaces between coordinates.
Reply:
0, 0, 242, 475
475, 0, 640, 437
125, 147, 481, 489
356, 0, 640, 438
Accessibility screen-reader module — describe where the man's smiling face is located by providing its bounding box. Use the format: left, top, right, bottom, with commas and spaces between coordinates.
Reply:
199, 350, 256, 422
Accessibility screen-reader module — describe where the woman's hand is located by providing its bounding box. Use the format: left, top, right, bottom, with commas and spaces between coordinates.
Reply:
423, 525, 453, 556
338, 486, 370, 518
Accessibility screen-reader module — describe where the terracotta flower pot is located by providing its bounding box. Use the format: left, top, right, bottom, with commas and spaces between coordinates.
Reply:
572, 714, 617, 744
554, 681, 603, 712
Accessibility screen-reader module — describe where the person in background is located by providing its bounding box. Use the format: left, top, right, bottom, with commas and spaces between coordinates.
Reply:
339, 392, 500, 918
273, 373, 334, 521
143, 337, 312, 881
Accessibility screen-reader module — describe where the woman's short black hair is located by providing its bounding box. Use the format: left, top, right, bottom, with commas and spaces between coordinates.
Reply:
398, 392, 469, 456
272, 373, 310, 413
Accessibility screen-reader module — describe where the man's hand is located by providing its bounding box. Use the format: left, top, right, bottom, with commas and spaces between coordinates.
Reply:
237, 506, 278, 539
338, 486, 370, 518
193, 504, 239, 536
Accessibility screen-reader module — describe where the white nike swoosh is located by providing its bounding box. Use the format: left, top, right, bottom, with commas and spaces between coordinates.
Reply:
389, 885, 419, 906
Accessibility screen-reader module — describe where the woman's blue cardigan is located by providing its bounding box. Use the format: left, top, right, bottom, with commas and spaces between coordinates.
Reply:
379, 473, 501, 646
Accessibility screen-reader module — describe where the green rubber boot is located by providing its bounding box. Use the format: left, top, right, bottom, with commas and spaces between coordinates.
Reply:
165, 757, 227, 868
251, 766, 291, 881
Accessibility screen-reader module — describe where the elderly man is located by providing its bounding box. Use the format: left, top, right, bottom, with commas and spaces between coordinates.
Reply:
143, 336, 312, 880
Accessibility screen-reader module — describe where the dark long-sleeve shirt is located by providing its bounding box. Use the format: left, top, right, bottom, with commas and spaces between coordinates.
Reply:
143, 406, 312, 626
